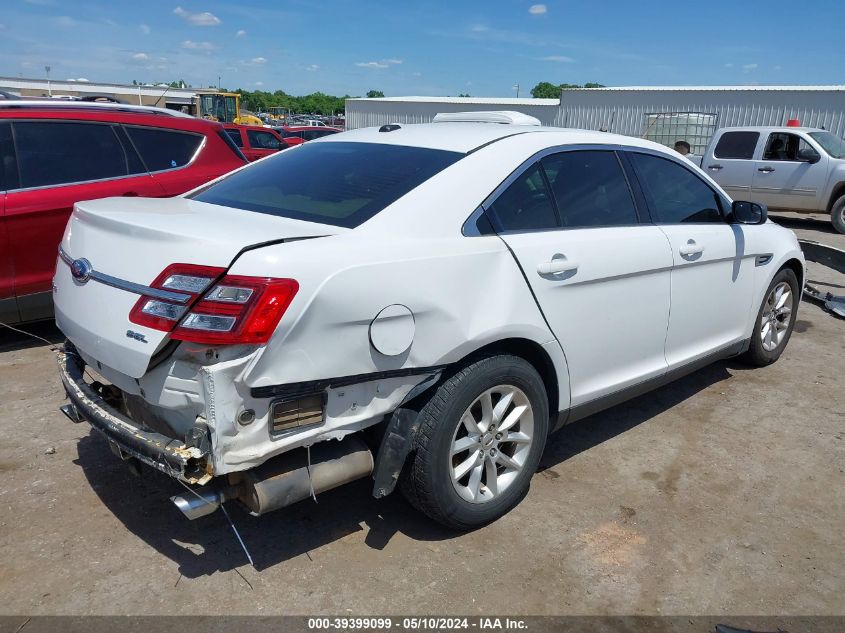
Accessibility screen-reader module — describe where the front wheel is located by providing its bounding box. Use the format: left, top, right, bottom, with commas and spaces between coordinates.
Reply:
831, 194, 845, 234
742, 268, 800, 366
399, 355, 549, 530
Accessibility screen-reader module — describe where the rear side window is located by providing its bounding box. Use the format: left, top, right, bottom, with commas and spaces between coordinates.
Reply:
247, 130, 282, 150
487, 163, 558, 232
13, 121, 131, 189
225, 128, 243, 147
125, 126, 203, 172
714, 131, 760, 159
630, 153, 722, 223
541, 151, 638, 228
191, 141, 462, 228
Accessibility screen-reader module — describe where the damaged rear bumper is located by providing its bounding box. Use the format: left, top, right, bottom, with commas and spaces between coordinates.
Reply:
58, 343, 211, 484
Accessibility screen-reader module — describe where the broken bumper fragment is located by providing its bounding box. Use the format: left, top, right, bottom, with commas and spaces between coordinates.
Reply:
58, 343, 211, 483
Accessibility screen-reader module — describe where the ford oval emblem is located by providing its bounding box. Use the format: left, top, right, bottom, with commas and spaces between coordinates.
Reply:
70, 258, 93, 283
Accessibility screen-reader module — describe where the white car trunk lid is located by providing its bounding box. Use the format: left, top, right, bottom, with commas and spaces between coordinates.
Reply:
54, 196, 341, 378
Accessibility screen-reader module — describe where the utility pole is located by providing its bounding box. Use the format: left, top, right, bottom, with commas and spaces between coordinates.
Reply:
513, 83, 520, 98
45, 65, 51, 97
218, 75, 221, 90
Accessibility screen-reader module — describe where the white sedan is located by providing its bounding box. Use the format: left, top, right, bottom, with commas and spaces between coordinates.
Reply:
54, 111, 804, 529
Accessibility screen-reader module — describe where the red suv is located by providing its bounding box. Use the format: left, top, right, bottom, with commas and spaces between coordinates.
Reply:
222, 124, 286, 161
0, 102, 246, 324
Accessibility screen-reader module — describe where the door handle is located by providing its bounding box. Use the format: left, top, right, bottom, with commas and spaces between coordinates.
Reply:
707, 164, 723, 171
679, 240, 703, 257
537, 255, 578, 276
757, 166, 775, 173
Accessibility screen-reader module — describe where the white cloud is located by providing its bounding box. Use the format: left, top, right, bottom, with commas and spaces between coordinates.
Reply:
412, 71, 422, 77
254, 81, 263, 87
249, 56, 267, 64
173, 6, 221, 26
306, 64, 319, 71
0, 23, 5, 31
76, 77, 89, 82
470, 24, 489, 32
236, 29, 246, 37
542, 55, 574, 63
182, 40, 216, 50
131, 52, 150, 61
54, 15, 77, 27
25, 0, 56, 5
355, 59, 402, 69
139, 23, 150, 34
742, 63, 758, 71
529, 4, 547, 15
724, 63, 734, 68
774, 65, 782, 71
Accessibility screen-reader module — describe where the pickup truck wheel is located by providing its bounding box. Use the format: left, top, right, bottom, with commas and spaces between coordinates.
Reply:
742, 268, 799, 366
831, 195, 845, 234
399, 355, 548, 530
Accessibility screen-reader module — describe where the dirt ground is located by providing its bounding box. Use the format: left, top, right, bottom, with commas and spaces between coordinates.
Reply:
0, 212, 843, 616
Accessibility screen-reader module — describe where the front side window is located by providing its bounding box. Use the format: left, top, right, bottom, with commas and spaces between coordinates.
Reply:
125, 126, 203, 172
762, 133, 813, 161
486, 163, 558, 232
541, 150, 637, 228
13, 121, 130, 189
630, 152, 722, 223
714, 131, 760, 159
191, 142, 462, 228
247, 130, 282, 150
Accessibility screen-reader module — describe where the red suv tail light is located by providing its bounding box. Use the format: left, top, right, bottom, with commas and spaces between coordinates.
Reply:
129, 264, 298, 345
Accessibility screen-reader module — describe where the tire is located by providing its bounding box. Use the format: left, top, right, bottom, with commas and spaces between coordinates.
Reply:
742, 268, 800, 367
831, 195, 845, 235
399, 354, 549, 530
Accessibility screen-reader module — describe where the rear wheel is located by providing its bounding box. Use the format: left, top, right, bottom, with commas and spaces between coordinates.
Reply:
742, 268, 799, 366
831, 194, 845, 234
399, 355, 549, 530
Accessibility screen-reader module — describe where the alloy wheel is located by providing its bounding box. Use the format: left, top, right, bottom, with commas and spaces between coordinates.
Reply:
449, 385, 534, 504
760, 281, 794, 352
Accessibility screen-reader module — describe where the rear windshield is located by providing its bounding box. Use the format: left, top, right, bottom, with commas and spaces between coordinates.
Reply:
190, 141, 463, 228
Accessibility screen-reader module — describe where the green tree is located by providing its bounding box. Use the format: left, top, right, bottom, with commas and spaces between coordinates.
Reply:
366, 90, 385, 98
530, 81, 561, 98
458, 93, 471, 97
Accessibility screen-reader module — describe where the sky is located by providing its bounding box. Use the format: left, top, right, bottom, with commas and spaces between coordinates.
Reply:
1, 0, 844, 97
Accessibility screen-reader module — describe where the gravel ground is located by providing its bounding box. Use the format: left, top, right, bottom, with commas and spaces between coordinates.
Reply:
0, 211, 842, 616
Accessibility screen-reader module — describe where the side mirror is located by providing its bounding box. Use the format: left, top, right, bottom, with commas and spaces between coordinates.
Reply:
731, 200, 768, 225
797, 148, 821, 164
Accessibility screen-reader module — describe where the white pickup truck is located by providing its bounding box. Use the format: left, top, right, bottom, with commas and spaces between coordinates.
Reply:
700, 126, 845, 233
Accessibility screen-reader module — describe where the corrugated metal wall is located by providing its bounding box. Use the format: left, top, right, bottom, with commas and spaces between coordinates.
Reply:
557, 89, 845, 139
346, 89, 845, 146
345, 99, 560, 129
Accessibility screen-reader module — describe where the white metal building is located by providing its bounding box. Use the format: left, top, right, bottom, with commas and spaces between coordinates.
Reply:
345, 86, 845, 153
0, 76, 210, 110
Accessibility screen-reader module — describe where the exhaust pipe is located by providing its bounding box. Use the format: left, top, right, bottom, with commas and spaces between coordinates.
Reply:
60, 404, 82, 423
171, 436, 373, 520
170, 488, 227, 520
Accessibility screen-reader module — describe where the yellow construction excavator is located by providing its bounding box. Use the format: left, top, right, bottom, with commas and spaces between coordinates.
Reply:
194, 92, 263, 126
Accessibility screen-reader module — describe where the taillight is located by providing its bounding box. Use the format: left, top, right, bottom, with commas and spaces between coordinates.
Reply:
129, 264, 298, 345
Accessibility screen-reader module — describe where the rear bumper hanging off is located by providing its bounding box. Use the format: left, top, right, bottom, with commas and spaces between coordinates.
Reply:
57, 342, 211, 483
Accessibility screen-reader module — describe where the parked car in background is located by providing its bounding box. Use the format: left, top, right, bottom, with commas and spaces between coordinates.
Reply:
222, 124, 286, 161
54, 111, 804, 530
0, 101, 246, 325
274, 125, 341, 147
702, 125, 845, 233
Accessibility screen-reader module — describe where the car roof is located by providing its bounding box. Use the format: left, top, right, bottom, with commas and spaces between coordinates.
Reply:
0, 100, 192, 118
324, 122, 663, 154
281, 125, 341, 132
718, 125, 826, 133
0, 104, 223, 133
